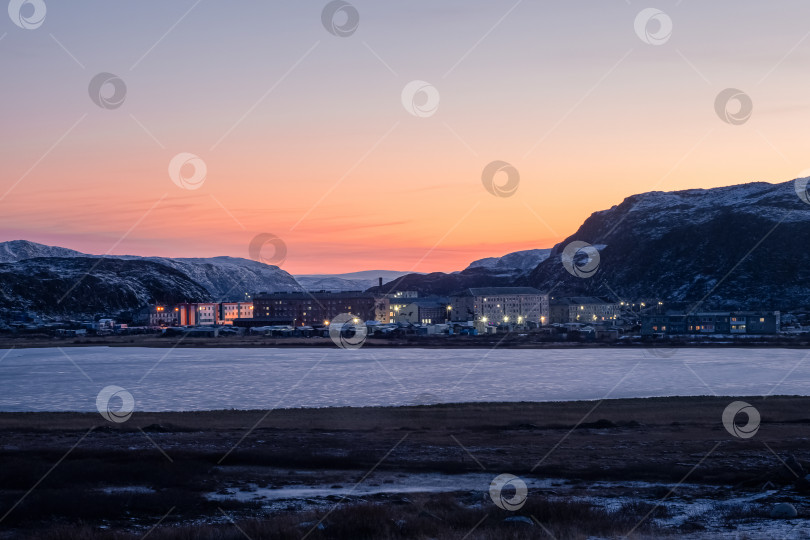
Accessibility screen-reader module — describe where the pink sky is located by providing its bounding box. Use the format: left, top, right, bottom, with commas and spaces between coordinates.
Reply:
2, 1, 810, 273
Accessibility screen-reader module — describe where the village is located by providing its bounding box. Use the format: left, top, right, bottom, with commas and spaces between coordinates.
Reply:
2, 287, 792, 343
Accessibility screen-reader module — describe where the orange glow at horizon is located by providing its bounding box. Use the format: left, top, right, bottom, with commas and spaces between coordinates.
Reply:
2, 2, 810, 274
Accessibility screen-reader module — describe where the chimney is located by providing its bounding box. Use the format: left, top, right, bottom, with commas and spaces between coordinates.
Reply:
379, 277, 383, 287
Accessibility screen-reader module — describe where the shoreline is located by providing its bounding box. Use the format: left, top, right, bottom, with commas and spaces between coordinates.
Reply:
0, 334, 807, 350
0, 394, 806, 427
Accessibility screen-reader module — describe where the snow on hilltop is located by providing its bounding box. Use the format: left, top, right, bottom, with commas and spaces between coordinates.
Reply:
0, 240, 84, 262
529, 178, 810, 310
0, 240, 301, 302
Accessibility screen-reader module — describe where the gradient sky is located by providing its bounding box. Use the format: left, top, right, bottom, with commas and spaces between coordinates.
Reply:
2, 1, 810, 273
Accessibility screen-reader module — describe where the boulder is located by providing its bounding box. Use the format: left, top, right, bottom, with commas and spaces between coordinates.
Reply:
770, 503, 798, 519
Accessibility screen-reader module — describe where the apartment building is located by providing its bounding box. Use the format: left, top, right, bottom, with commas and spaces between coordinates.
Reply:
450, 287, 549, 325
252, 291, 389, 326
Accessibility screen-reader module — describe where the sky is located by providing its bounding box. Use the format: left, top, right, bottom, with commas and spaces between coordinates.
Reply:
2, 1, 810, 274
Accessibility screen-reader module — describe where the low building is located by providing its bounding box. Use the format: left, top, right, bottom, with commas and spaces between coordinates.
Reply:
253, 291, 389, 326
450, 287, 549, 325
641, 311, 781, 336
549, 297, 620, 324
394, 297, 450, 325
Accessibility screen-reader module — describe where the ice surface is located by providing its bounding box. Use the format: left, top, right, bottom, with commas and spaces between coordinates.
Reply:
0, 347, 806, 411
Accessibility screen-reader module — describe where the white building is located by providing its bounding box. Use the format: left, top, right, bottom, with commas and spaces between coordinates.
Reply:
450, 287, 549, 325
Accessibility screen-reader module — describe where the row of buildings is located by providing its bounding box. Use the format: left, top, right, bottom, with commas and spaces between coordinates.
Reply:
146, 289, 782, 336
147, 288, 628, 328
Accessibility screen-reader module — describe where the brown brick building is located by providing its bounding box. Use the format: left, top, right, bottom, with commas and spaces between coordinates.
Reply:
252, 291, 389, 326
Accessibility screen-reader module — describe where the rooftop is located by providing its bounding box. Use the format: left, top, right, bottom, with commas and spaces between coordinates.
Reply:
550, 296, 614, 306
254, 291, 377, 299
464, 287, 545, 296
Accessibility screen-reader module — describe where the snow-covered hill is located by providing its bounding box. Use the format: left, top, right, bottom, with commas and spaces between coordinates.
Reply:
0, 257, 211, 317
0, 240, 84, 262
0, 241, 303, 318
528, 178, 810, 310
0, 241, 301, 301
139, 256, 300, 300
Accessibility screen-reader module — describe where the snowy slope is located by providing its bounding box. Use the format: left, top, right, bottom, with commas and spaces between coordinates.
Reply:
0, 257, 211, 317
0, 241, 302, 301
528, 178, 810, 309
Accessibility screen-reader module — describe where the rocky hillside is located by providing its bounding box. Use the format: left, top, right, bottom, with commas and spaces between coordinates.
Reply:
0, 257, 211, 317
528, 179, 810, 311
0, 241, 301, 301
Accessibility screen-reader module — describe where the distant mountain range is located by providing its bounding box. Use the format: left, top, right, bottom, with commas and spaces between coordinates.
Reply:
365, 249, 553, 296
5, 177, 808, 318
294, 270, 413, 292
374, 179, 810, 311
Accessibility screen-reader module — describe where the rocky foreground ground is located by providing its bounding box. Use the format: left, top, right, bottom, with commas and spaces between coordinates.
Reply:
1, 397, 810, 539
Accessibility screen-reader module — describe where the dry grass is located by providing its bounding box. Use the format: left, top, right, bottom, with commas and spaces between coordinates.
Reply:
15, 495, 661, 540
2, 397, 808, 539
